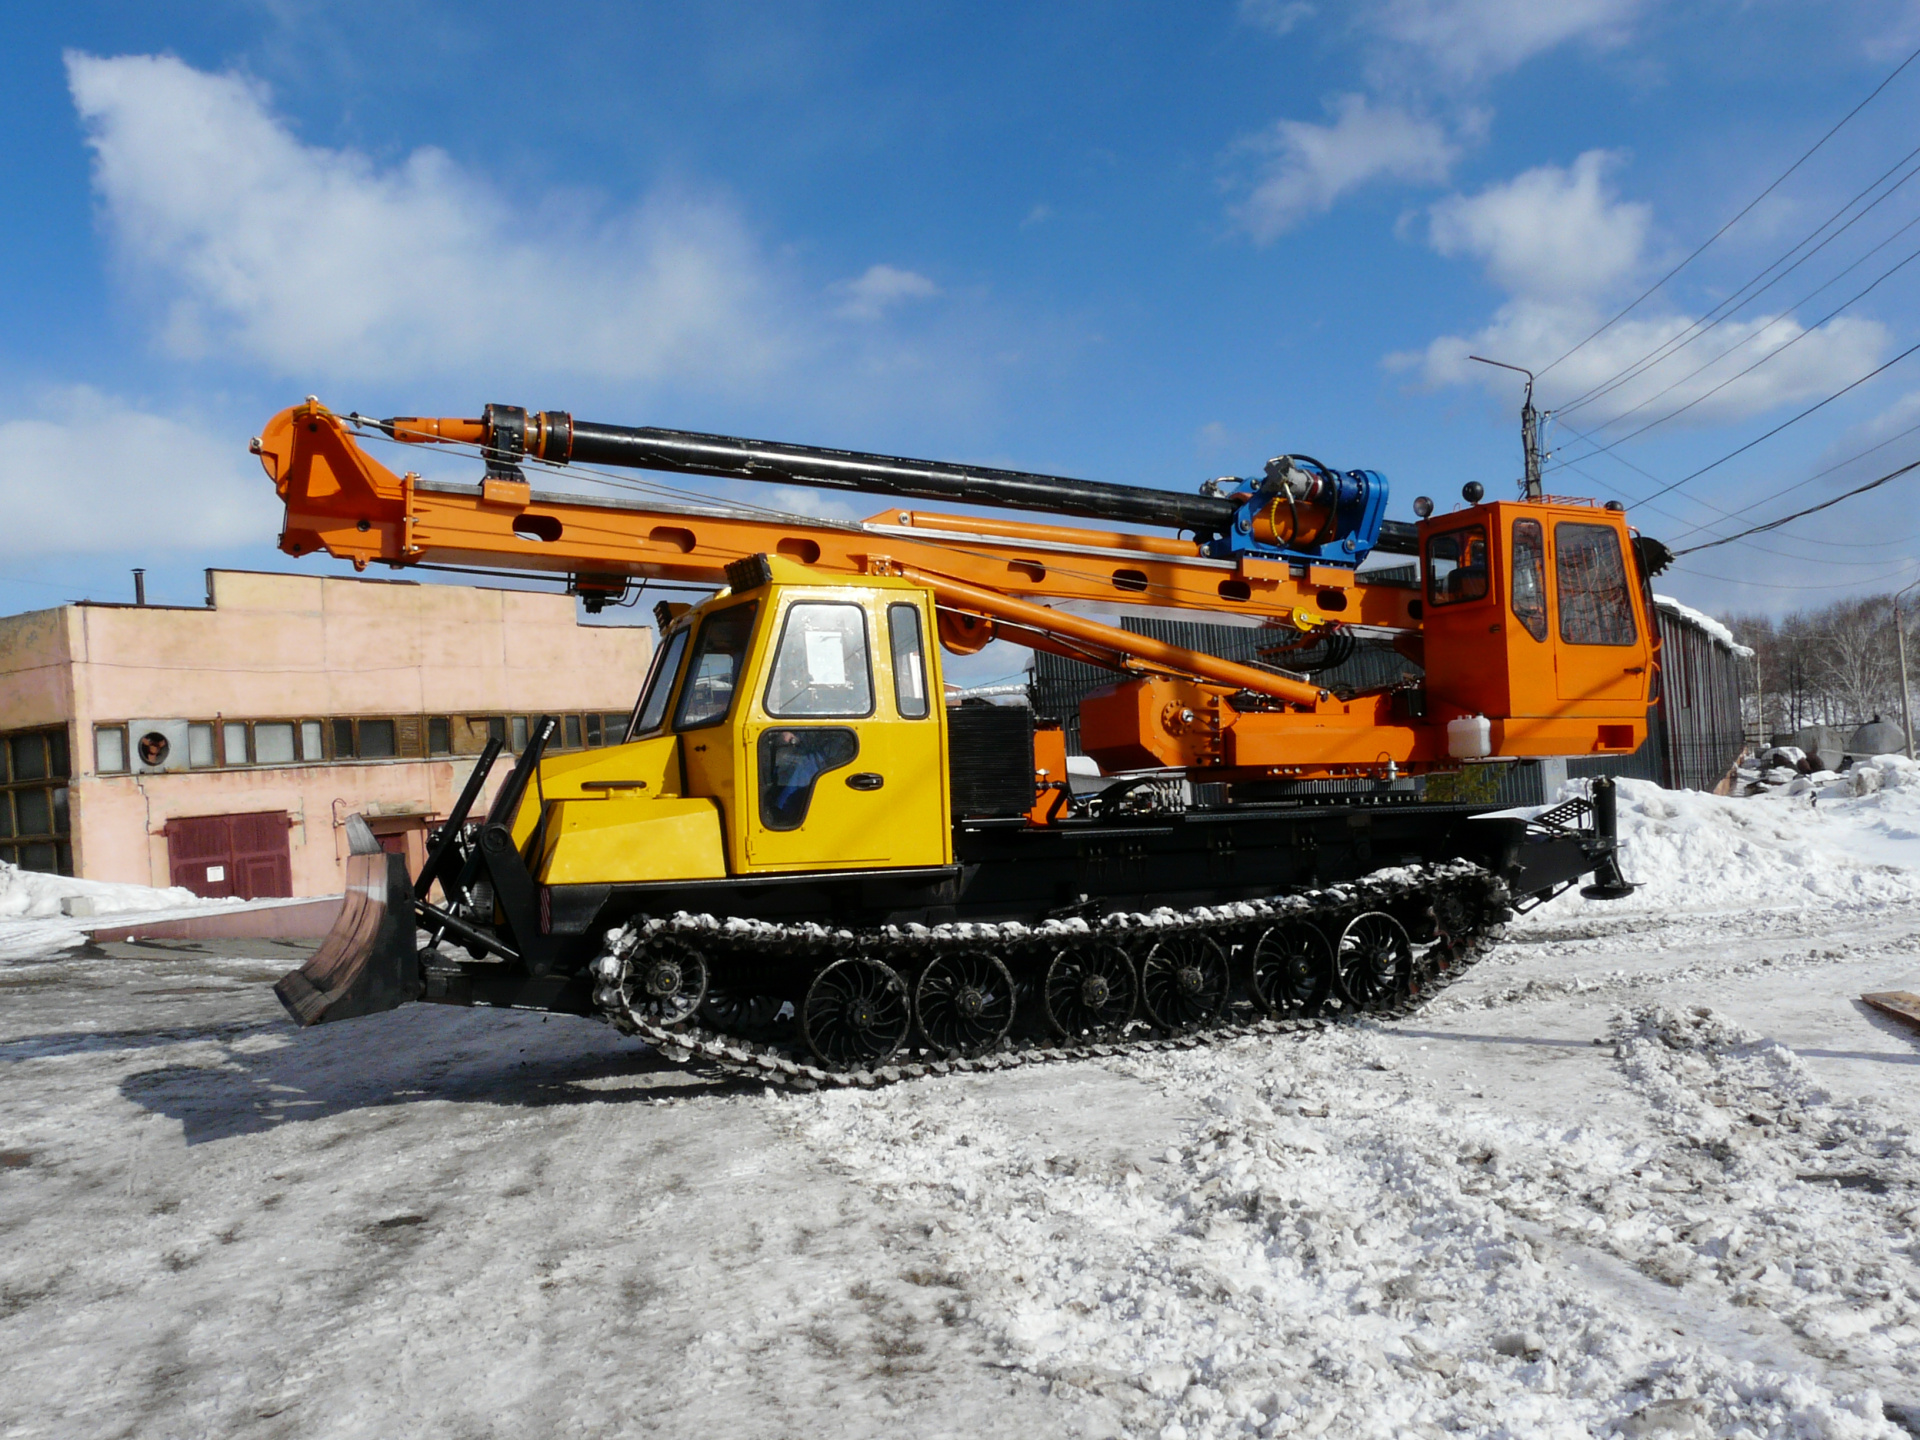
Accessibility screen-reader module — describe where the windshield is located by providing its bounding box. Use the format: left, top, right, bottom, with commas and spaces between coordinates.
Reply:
675, 602, 760, 729
627, 626, 690, 739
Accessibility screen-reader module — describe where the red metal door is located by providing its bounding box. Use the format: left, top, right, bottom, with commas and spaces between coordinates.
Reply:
165, 812, 292, 900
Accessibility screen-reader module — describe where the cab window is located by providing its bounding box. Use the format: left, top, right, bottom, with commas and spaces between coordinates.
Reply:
674, 602, 759, 730
1555, 522, 1637, 646
1426, 525, 1490, 606
628, 626, 689, 739
888, 603, 930, 719
1510, 517, 1548, 641
765, 602, 874, 718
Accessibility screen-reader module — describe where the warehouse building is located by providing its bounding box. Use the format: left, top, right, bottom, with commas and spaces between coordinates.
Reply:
0, 570, 651, 896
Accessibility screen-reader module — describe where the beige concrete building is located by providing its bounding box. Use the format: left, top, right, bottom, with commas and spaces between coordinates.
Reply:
0, 570, 651, 897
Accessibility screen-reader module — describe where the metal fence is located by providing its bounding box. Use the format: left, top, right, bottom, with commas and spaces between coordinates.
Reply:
1026, 595, 1750, 798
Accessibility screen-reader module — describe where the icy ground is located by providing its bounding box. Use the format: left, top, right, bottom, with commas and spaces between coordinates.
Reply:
6, 781, 1920, 1438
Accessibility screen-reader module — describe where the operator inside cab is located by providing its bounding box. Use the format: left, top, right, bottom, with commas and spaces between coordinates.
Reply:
1426, 527, 1489, 604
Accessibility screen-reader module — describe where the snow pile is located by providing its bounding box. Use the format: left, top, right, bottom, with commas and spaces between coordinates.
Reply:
1538, 777, 1920, 919
756, 1016, 1911, 1439
1653, 594, 1753, 657
0, 860, 210, 920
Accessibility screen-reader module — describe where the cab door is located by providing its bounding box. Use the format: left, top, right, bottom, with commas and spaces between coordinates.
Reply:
743, 591, 948, 871
1551, 518, 1652, 705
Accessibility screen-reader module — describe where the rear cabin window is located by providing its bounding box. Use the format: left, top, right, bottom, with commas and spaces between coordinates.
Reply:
765, 603, 874, 719
674, 602, 760, 730
1510, 517, 1548, 641
888, 603, 930, 719
1425, 525, 1490, 606
629, 626, 689, 738
1555, 522, 1638, 646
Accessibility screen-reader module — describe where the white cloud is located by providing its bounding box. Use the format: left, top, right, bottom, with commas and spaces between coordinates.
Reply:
1427, 150, 1648, 299
1390, 152, 1896, 432
833, 264, 941, 321
0, 389, 276, 554
1235, 94, 1458, 242
1398, 148, 1892, 429
1399, 306, 1891, 428
1239, 0, 1316, 37
1364, 0, 1644, 82
66, 52, 788, 387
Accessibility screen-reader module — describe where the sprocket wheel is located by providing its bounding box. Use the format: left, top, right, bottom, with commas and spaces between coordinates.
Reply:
1042, 942, 1138, 1039
1140, 932, 1230, 1031
1249, 921, 1334, 1017
616, 932, 709, 1028
1335, 911, 1413, 1011
914, 951, 1015, 1058
801, 956, 911, 1070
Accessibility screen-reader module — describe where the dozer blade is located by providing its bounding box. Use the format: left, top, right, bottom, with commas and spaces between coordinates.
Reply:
275, 816, 421, 1026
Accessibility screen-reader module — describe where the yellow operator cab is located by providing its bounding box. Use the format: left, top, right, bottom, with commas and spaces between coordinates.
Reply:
515, 554, 952, 884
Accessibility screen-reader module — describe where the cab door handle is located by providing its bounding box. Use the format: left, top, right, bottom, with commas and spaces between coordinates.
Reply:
846, 772, 885, 791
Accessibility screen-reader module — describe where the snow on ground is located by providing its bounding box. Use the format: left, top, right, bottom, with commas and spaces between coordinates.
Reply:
1531, 774, 1920, 920
4, 787, 1920, 1438
0, 860, 239, 958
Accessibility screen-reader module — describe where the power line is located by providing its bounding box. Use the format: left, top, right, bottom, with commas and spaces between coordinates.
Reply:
1537, 40, 1920, 380
1557, 143, 1920, 417
1672, 457, 1920, 556
1548, 234, 1920, 469
1633, 339, 1920, 506
1665, 413, 1920, 541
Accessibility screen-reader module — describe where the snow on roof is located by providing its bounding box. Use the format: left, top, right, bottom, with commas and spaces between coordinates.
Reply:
1652, 593, 1754, 657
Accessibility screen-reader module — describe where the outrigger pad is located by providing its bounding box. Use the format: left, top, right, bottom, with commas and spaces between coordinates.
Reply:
275, 846, 421, 1026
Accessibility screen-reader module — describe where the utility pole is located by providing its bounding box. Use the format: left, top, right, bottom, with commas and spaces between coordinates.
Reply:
1896, 578, 1920, 757
1468, 356, 1547, 499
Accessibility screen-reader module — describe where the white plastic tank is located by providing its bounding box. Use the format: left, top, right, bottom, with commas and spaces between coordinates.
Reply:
1446, 714, 1493, 760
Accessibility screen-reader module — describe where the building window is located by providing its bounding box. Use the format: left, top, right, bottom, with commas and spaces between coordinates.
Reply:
565, 714, 582, 749
301, 720, 324, 762
1, 727, 72, 875
222, 722, 250, 766
510, 715, 530, 752
333, 718, 355, 758
428, 717, 451, 755
358, 719, 397, 759
95, 725, 127, 774
487, 716, 507, 748
252, 722, 295, 765
585, 713, 603, 746
188, 723, 216, 768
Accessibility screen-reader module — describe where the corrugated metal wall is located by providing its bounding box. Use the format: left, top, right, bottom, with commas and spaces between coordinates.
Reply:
1026, 596, 1749, 798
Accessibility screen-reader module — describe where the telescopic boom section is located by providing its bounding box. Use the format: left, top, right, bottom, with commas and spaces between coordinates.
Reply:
380, 405, 1241, 537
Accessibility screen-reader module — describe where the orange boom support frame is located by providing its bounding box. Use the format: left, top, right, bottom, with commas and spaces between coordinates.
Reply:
255, 400, 1655, 782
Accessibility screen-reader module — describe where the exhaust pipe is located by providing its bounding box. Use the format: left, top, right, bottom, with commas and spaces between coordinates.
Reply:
274, 815, 420, 1025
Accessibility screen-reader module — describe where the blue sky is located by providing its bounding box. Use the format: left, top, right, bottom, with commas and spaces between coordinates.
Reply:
4, 0, 1920, 674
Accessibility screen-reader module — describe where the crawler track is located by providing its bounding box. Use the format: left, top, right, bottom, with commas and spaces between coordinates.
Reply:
588, 861, 1510, 1090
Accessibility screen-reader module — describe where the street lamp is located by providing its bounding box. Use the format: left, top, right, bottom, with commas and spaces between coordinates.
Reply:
1896, 576, 1920, 759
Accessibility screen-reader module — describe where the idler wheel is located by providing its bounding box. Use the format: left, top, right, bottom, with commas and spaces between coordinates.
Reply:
618, 933, 709, 1028
801, 956, 911, 1069
1335, 911, 1414, 1011
1140, 933, 1229, 1031
1043, 942, 1137, 1039
1250, 921, 1335, 1017
914, 951, 1015, 1058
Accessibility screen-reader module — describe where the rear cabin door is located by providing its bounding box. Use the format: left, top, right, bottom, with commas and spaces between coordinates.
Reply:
744, 594, 947, 871
1551, 519, 1649, 705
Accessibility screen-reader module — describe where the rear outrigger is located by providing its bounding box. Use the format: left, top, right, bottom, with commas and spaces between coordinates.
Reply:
262, 401, 1648, 1082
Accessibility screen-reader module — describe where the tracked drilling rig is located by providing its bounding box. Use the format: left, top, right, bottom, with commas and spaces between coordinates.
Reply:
264, 399, 1654, 1086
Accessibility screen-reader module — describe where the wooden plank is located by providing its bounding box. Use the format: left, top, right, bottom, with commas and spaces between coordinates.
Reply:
1861, 992, 1920, 1031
